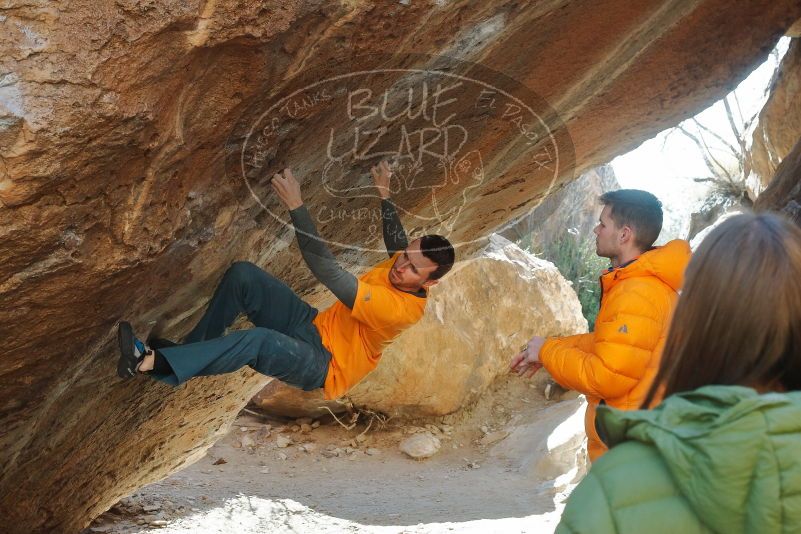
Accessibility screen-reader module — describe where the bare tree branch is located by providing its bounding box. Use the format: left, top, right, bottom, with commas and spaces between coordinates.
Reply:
723, 96, 745, 149
691, 118, 740, 160
677, 123, 734, 182
723, 97, 748, 177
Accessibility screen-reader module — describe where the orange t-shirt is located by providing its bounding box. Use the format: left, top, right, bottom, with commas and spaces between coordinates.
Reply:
314, 254, 427, 399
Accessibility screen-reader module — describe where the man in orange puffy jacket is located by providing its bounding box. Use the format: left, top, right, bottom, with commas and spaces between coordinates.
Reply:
510, 189, 691, 461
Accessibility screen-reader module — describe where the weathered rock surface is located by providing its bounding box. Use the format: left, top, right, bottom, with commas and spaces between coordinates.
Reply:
500, 164, 620, 251
749, 36, 801, 225
251, 381, 348, 419
686, 192, 749, 241
756, 135, 801, 225
2, 2, 800, 532
254, 235, 587, 418
751, 38, 801, 187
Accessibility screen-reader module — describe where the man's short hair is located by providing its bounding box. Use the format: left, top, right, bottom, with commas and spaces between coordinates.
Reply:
420, 235, 455, 280
599, 189, 663, 250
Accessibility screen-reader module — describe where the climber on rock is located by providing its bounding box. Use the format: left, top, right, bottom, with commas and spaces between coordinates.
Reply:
509, 189, 691, 461
116, 160, 455, 400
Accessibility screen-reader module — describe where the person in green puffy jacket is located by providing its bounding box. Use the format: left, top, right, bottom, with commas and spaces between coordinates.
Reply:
557, 212, 801, 534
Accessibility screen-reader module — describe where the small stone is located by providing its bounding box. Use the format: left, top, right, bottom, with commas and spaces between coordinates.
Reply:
321, 450, 337, 458
479, 430, 509, 447
241, 434, 256, 449
260, 467, 270, 474
212, 458, 227, 465
290, 425, 301, 433
240, 426, 248, 432
355, 434, 367, 443
137, 519, 146, 525
150, 519, 169, 527
276, 436, 292, 448
191, 507, 201, 512
479, 425, 489, 434
300, 423, 313, 433
231, 441, 242, 449
277, 452, 288, 460
365, 448, 380, 456
302, 442, 317, 453
311, 421, 320, 428
399, 433, 441, 460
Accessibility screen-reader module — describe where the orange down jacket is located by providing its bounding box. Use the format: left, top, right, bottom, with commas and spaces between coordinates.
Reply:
540, 239, 691, 461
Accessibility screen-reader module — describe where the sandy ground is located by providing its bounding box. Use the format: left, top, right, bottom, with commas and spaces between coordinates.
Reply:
84, 375, 587, 534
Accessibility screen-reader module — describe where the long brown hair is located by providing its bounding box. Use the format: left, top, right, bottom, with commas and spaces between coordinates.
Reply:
642, 212, 801, 407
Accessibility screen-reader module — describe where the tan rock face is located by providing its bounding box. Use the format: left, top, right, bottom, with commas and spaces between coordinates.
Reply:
251, 380, 347, 419
751, 38, 801, 187
2, 1, 800, 532
756, 136, 801, 225
255, 235, 587, 418
500, 164, 619, 250
750, 37, 801, 225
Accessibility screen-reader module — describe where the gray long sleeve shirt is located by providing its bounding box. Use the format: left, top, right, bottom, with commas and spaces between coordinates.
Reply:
289, 199, 409, 309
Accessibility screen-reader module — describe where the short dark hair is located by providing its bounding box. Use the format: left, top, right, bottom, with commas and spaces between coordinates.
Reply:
599, 189, 663, 250
420, 235, 455, 280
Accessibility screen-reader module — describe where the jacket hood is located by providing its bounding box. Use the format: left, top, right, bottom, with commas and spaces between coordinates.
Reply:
608, 239, 691, 292
597, 385, 801, 532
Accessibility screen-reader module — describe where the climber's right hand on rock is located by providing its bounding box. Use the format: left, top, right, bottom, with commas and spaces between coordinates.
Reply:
371, 160, 392, 200
271, 168, 304, 210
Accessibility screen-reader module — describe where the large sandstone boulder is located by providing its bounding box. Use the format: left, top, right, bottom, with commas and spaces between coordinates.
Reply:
347, 235, 587, 416
756, 135, 801, 225
255, 235, 587, 418
751, 38, 801, 186
2, 2, 801, 532
748, 36, 801, 224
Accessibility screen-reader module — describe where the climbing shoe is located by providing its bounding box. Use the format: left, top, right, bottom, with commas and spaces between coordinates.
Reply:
117, 321, 151, 378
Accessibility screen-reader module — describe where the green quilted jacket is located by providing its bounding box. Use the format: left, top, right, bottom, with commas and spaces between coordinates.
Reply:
557, 386, 801, 534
